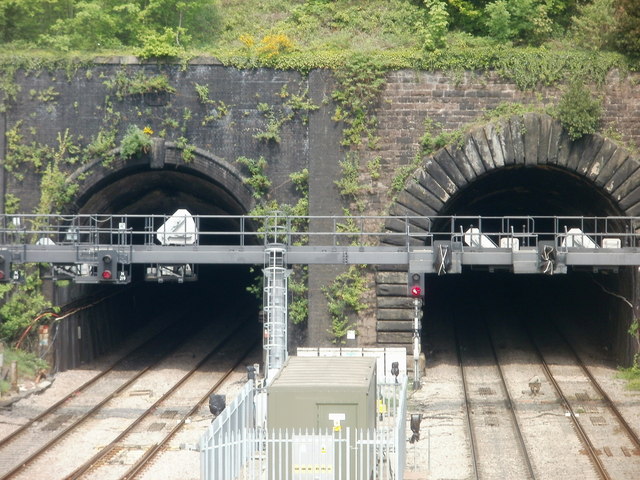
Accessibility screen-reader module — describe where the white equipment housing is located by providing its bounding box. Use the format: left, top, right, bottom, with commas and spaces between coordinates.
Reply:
156, 209, 197, 245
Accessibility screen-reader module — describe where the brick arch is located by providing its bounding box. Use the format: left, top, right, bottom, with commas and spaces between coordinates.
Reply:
376, 112, 640, 346
69, 138, 254, 214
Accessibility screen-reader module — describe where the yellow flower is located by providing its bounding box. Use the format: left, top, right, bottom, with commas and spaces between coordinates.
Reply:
257, 34, 294, 58
239, 34, 255, 48
143, 126, 154, 135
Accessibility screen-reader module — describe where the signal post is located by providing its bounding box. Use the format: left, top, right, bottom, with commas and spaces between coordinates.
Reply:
408, 272, 424, 389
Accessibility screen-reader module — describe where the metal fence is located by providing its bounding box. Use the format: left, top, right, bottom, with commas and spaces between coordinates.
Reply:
201, 377, 408, 480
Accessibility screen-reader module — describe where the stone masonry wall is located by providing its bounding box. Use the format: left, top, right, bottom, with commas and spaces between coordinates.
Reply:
1, 61, 640, 355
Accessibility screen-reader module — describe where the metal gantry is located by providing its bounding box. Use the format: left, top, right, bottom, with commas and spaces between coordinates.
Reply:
1, 214, 640, 278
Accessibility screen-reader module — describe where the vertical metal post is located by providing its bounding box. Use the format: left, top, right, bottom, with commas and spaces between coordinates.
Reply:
413, 297, 422, 389
263, 213, 289, 383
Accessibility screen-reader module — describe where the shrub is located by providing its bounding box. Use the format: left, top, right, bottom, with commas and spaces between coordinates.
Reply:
0, 268, 53, 344
554, 81, 603, 140
422, 0, 449, 51
257, 33, 294, 58
120, 125, 152, 159
136, 28, 186, 60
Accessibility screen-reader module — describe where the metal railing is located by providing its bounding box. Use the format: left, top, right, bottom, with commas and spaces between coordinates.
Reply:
0, 213, 637, 249
200, 377, 408, 480
2, 214, 640, 273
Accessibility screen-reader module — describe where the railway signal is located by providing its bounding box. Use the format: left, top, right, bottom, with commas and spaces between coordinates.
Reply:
407, 271, 424, 389
407, 272, 424, 298
97, 250, 117, 282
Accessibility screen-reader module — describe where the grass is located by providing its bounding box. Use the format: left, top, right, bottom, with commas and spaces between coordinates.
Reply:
617, 366, 640, 390
0, 348, 49, 395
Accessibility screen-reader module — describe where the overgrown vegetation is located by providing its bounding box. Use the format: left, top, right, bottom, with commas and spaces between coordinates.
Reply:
617, 365, 640, 390
553, 80, 603, 139
332, 55, 387, 147
322, 265, 368, 343
0, 1, 636, 83
236, 156, 272, 199
104, 70, 176, 100
0, 267, 55, 344
0, 347, 49, 395
4, 0, 635, 59
119, 124, 152, 159
239, 160, 310, 326
253, 85, 318, 143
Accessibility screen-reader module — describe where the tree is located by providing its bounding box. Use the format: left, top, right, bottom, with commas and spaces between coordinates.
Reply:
570, 0, 617, 51
137, 0, 219, 46
0, 0, 74, 43
614, 0, 640, 58
446, 0, 579, 44
423, 0, 450, 51
39, 1, 136, 51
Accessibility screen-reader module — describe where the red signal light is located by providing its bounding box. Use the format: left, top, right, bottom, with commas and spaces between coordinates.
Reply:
102, 270, 112, 280
0, 271, 4, 280
408, 272, 424, 298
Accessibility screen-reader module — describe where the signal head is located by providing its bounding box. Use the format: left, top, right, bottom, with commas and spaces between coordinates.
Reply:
407, 272, 425, 298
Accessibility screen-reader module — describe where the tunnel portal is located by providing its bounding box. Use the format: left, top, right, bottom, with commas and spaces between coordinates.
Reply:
382, 114, 638, 365
52, 144, 261, 370
425, 164, 632, 365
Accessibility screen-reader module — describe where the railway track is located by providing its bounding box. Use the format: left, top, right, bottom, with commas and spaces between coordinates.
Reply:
0, 306, 192, 453
454, 314, 536, 480
525, 320, 640, 480
0, 310, 206, 478
67, 328, 259, 480
0, 306, 258, 480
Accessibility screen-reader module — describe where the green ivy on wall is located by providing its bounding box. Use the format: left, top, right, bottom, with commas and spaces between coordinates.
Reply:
331, 55, 387, 148
323, 265, 368, 343
241, 165, 310, 325
254, 84, 318, 143
104, 70, 176, 101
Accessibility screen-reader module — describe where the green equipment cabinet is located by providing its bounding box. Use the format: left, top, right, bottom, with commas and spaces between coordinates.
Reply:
267, 356, 377, 479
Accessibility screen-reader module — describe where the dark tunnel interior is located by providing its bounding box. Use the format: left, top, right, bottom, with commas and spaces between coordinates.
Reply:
424, 165, 633, 365
57, 167, 261, 366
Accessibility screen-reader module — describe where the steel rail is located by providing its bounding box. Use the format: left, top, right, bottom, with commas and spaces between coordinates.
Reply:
554, 327, 640, 451
483, 319, 537, 480
67, 329, 259, 479
120, 338, 260, 480
0, 313, 239, 480
0, 307, 189, 451
453, 322, 480, 480
523, 325, 610, 480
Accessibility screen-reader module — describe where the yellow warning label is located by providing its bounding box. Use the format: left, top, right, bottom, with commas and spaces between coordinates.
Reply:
293, 465, 333, 474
